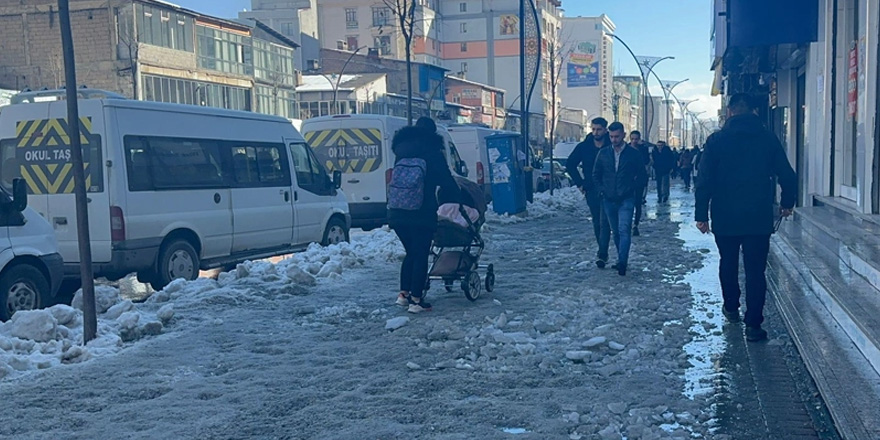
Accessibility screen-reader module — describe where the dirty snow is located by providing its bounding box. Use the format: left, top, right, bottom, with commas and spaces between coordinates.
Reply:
0, 186, 736, 439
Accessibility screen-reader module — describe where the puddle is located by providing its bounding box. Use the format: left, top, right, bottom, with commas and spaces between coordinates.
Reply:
677, 220, 728, 401
500, 427, 529, 434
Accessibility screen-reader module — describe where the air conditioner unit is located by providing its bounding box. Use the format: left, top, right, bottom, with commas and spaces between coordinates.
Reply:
337, 40, 346, 50
306, 59, 320, 71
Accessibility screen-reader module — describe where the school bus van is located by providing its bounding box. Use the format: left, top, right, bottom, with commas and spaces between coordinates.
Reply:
301, 115, 467, 229
0, 89, 350, 291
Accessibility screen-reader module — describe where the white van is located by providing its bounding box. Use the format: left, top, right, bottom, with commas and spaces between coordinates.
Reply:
0, 89, 350, 291
301, 115, 467, 229
445, 124, 501, 200
0, 178, 63, 321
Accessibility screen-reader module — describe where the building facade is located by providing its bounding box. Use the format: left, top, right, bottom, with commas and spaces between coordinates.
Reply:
239, 0, 320, 72
445, 75, 506, 129
559, 15, 615, 122
712, 0, 878, 214
439, 0, 563, 147
316, 0, 443, 66
0, 0, 302, 119
614, 75, 643, 133
296, 73, 388, 118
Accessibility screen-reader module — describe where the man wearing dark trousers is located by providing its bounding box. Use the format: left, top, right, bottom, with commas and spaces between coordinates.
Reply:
652, 141, 675, 203
593, 122, 648, 276
629, 130, 652, 236
567, 117, 612, 255
695, 93, 797, 342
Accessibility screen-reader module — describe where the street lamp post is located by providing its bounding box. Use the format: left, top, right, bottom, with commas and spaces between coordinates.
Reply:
609, 34, 673, 139
332, 46, 368, 113
689, 111, 706, 146
655, 78, 688, 143
675, 99, 697, 147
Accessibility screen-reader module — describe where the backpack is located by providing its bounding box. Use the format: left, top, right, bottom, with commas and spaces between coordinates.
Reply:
388, 158, 427, 210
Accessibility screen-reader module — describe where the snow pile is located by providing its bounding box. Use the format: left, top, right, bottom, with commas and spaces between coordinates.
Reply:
487, 186, 584, 224
0, 286, 170, 380
0, 89, 14, 107
0, 227, 403, 381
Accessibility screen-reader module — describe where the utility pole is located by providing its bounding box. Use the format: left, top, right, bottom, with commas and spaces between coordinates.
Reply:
59, 0, 97, 343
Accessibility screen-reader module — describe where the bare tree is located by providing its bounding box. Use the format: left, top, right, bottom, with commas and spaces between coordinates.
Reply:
116, 4, 139, 99
382, 0, 417, 125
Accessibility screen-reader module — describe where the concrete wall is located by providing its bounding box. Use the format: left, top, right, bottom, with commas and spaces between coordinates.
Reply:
0, 1, 130, 94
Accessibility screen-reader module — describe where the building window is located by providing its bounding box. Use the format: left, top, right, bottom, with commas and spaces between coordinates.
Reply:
460, 22, 467, 33
278, 21, 296, 37
460, 42, 468, 52
374, 36, 392, 55
142, 74, 251, 111
460, 2, 467, 12
135, 3, 194, 52
372, 7, 391, 27
345, 8, 358, 29
253, 40, 297, 87
346, 36, 359, 50
197, 26, 254, 76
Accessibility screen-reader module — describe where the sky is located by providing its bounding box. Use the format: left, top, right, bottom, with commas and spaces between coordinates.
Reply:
169, 0, 720, 122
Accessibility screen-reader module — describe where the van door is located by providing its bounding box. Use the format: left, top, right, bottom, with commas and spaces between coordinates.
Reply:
226, 141, 295, 252
289, 141, 335, 245
9, 102, 112, 264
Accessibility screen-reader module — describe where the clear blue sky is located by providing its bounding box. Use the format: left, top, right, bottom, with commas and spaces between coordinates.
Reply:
171, 0, 720, 120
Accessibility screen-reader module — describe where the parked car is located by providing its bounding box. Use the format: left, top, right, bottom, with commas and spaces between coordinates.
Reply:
536, 159, 571, 192
0, 178, 63, 320
302, 115, 467, 230
0, 88, 350, 291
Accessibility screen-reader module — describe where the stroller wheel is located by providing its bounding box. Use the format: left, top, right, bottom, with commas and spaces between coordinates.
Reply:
463, 271, 482, 302
444, 278, 455, 293
485, 272, 495, 293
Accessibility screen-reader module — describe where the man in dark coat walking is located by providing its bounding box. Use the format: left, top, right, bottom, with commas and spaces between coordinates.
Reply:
629, 130, 653, 236
652, 141, 674, 203
592, 122, 648, 276
695, 93, 797, 341
567, 117, 612, 253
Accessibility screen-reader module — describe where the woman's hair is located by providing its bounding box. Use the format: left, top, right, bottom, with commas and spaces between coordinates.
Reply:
415, 116, 437, 133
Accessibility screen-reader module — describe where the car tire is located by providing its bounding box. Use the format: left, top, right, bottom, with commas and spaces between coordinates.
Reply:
151, 239, 200, 291
321, 217, 350, 246
0, 265, 48, 321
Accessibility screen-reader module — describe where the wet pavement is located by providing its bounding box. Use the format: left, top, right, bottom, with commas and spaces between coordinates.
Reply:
654, 183, 840, 439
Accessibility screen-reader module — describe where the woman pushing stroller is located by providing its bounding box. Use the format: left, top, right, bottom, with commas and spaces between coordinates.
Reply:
388, 117, 459, 313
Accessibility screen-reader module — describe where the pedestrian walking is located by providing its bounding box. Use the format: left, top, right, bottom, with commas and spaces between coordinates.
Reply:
566, 117, 612, 253
592, 122, 648, 276
629, 130, 653, 237
679, 147, 695, 190
389, 117, 459, 313
695, 93, 797, 341
652, 141, 675, 203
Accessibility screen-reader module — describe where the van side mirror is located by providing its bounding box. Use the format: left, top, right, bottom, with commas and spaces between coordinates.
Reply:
457, 161, 469, 177
332, 170, 342, 189
12, 178, 27, 212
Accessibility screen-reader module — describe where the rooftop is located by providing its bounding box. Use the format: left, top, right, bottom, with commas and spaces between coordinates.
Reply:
298, 74, 387, 92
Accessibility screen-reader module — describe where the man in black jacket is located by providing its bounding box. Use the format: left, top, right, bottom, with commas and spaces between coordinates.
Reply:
629, 130, 653, 236
652, 141, 675, 203
695, 93, 797, 341
592, 122, 648, 276
566, 117, 612, 251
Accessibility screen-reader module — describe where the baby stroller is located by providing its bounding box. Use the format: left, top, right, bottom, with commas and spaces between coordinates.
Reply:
427, 176, 496, 301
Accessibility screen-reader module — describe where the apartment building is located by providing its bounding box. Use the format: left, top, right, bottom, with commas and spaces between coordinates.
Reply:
316, 0, 443, 65
239, 0, 320, 71
0, 0, 302, 118
440, 0, 563, 146
559, 14, 615, 122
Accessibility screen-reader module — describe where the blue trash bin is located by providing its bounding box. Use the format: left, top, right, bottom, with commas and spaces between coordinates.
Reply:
486, 133, 527, 216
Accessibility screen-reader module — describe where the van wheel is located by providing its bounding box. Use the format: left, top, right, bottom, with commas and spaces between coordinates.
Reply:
322, 218, 349, 246
0, 265, 48, 321
151, 240, 200, 291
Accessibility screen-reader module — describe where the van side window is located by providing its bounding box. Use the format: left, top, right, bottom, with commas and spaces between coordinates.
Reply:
125, 136, 225, 191
229, 144, 291, 187
289, 142, 331, 195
